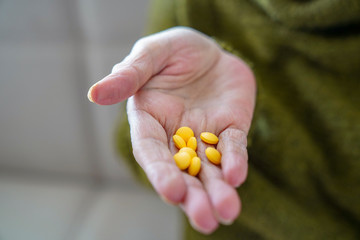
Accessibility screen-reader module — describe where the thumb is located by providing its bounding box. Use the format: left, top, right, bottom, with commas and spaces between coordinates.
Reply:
87, 32, 172, 105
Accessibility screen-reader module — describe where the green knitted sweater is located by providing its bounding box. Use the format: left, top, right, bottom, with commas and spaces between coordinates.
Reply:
115, 0, 360, 239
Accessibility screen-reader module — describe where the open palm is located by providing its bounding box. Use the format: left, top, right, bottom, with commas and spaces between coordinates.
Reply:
88, 27, 256, 234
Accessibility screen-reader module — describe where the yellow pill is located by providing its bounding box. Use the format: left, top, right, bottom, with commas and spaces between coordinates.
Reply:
173, 152, 191, 170
173, 135, 186, 149
179, 147, 197, 159
200, 132, 219, 144
205, 147, 221, 165
176, 126, 194, 143
188, 157, 201, 176
187, 137, 197, 151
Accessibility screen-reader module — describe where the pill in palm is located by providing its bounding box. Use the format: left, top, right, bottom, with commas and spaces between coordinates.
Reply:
172, 127, 220, 174
179, 147, 197, 159
173, 135, 186, 149
176, 126, 194, 143
200, 132, 219, 144
188, 157, 201, 176
187, 136, 197, 151
173, 152, 191, 170
205, 147, 221, 165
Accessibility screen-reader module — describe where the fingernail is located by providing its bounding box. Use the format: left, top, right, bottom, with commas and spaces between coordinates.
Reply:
215, 212, 234, 225
219, 218, 234, 225
189, 218, 218, 235
160, 195, 177, 205
87, 85, 95, 103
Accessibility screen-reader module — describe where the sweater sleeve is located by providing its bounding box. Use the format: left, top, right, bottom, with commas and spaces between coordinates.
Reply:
146, 0, 179, 34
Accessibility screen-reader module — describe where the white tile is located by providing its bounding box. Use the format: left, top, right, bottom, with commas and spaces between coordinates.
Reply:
0, 0, 151, 181
77, 0, 150, 45
0, 44, 93, 176
0, 0, 73, 44
0, 177, 91, 240
85, 44, 135, 182
76, 186, 182, 240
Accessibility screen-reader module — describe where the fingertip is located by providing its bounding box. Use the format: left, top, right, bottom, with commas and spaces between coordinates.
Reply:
211, 180, 241, 224
185, 187, 219, 234
87, 82, 114, 105
87, 81, 112, 105
87, 72, 134, 105
148, 163, 187, 204
160, 195, 178, 206
190, 218, 219, 235
218, 128, 249, 187
224, 163, 248, 188
216, 194, 241, 225
158, 173, 187, 204
223, 152, 248, 187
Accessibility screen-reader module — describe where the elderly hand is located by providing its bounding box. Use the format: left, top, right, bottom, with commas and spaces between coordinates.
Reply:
87, 27, 256, 234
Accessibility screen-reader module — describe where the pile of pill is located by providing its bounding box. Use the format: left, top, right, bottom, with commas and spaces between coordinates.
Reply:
172, 126, 221, 176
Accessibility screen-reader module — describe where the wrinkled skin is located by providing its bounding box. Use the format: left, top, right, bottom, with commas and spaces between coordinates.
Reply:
88, 27, 256, 234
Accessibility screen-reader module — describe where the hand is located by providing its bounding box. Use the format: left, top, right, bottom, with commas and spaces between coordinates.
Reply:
88, 27, 256, 234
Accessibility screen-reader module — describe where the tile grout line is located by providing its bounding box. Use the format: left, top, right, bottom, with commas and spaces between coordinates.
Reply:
63, 0, 105, 184
60, 1, 106, 239
61, 184, 102, 240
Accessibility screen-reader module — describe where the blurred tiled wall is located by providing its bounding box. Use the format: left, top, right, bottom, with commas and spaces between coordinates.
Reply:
0, 0, 150, 182
0, 1, 182, 240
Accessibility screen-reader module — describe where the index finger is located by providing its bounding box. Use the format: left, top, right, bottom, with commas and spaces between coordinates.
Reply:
127, 97, 187, 203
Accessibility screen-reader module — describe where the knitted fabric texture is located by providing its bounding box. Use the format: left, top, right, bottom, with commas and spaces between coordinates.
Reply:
115, 0, 360, 239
